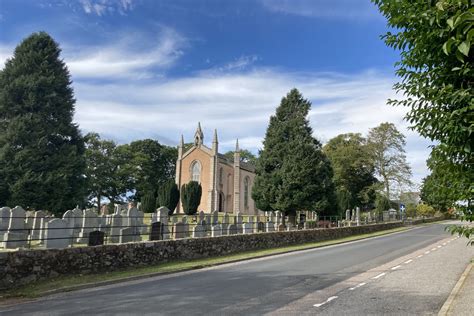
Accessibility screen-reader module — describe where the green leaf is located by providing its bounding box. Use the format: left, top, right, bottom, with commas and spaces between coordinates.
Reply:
457, 41, 470, 56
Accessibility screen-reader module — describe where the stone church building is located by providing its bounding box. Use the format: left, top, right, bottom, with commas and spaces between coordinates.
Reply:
175, 123, 258, 215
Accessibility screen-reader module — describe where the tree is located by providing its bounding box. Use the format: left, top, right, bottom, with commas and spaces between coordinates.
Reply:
140, 191, 156, 213
224, 149, 257, 165
372, 0, 473, 241
0, 32, 85, 215
119, 139, 177, 201
84, 133, 132, 210
323, 133, 377, 213
367, 123, 412, 200
181, 181, 202, 215
416, 203, 435, 217
375, 193, 391, 214
157, 180, 180, 215
252, 89, 336, 219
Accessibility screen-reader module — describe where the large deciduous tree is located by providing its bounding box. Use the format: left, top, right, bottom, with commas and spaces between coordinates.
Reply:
0, 32, 85, 215
323, 133, 377, 213
252, 89, 336, 218
367, 122, 412, 200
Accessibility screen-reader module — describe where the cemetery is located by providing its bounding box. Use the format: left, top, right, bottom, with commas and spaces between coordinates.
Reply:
0, 204, 396, 251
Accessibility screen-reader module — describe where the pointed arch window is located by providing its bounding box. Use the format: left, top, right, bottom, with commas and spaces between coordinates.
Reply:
191, 161, 201, 182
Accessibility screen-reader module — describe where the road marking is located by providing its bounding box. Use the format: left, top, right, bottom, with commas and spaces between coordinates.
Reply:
372, 273, 386, 279
404, 259, 413, 264
349, 282, 366, 290
314, 296, 338, 307
437, 245, 442, 248
391, 265, 402, 270
443, 243, 447, 246
425, 251, 430, 254
417, 255, 423, 258
431, 248, 437, 251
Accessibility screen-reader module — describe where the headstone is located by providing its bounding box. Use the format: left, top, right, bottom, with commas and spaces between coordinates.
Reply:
3, 206, 28, 249
30, 210, 46, 242
198, 211, 205, 223
156, 207, 170, 239
0, 207, 10, 243
278, 224, 285, 232
351, 209, 356, 222
368, 211, 372, 222
192, 224, 205, 238
223, 213, 229, 225
126, 207, 141, 242
88, 230, 105, 246
356, 207, 360, 226
276, 211, 282, 225
345, 209, 350, 221
44, 219, 70, 249
204, 214, 211, 230
242, 223, 252, 234
119, 227, 134, 243
149, 222, 162, 241
77, 209, 99, 243
257, 221, 265, 232
212, 210, 219, 225
265, 221, 275, 232
137, 210, 146, 234
228, 224, 238, 235
173, 222, 185, 239
211, 225, 221, 237
109, 213, 122, 243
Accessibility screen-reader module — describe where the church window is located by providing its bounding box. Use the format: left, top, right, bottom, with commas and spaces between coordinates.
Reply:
191, 161, 201, 182
219, 168, 223, 186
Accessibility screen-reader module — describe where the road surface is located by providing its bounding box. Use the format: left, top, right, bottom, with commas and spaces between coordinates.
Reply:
1, 222, 472, 315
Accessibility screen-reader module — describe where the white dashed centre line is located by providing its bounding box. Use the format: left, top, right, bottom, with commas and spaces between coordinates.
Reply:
372, 273, 386, 279
443, 243, 447, 246
391, 265, 402, 270
349, 282, 366, 291
437, 245, 442, 248
404, 259, 413, 264
431, 248, 437, 251
314, 296, 338, 307
425, 251, 430, 254
417, 255, 423, 258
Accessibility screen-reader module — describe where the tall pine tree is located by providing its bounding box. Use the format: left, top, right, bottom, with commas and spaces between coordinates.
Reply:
0, 32, 85, 214
252, 89, 336, 219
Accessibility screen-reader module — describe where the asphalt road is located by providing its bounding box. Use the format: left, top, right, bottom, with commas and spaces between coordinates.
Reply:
0, 222, 464, 315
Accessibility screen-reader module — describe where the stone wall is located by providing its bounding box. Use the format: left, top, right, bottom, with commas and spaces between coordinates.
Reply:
0, 222, 402, 290
405, 215, 445, 226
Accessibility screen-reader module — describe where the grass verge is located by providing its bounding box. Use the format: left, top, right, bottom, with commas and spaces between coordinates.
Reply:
0, 226, 410, 301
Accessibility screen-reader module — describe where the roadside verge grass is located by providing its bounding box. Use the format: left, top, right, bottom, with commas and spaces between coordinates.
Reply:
0, 226, 410, 301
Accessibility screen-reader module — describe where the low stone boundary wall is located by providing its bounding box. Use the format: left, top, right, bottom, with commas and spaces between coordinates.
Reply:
0, 222, 402, 290
405, 216, 445, 226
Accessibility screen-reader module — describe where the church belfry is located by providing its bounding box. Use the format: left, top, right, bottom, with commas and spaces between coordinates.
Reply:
194, 122, 204, 146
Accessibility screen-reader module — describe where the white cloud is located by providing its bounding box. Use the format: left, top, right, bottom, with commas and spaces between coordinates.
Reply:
79, 0, 135, 16
261, 0, 382, 20
64, 27, 186, 79
69, 69, 433, 184
0, 44, 13, 67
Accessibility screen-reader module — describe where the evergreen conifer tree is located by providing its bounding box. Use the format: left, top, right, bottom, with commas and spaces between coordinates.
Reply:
156, 180, 180, 215
0, 32, 85, 215
181, 181, 201, 215
252, 89, 336, 220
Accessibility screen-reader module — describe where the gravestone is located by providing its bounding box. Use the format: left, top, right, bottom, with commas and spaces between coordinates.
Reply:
368, 211, 372, 222
257, 221, 265, 232
212, 210, 219, 225
30, 210, 46, 242
356, 207, 360, 226
109, 213, 122, 243
345, 209, 350, 221
156, 207, 170, 239
204, 214, 211, 230
242, 223, 252, 234
192, 224, 205, 238
0, 207, 10, 243
126, 207, 140, 241
211, 225, 221, 237
3, 206, 28, 249
198, 211, 205, 223
77, 209, 99, 243
228, 224, 238, 235
119, 227, 134, 243
137, 210, 146, 234
44, 219, 70, 249
276, 211, 282, 225
266, 221, 275, 232
351, 209, 356, 222
278, 224, 285, 232
149, 222, 162, 241
88, 230, 105, 246
173, 222, 185, 239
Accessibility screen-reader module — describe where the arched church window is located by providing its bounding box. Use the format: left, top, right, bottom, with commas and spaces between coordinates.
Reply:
244, 176, 250, 209
219, 168, 223, 186
191, 161, 201, 182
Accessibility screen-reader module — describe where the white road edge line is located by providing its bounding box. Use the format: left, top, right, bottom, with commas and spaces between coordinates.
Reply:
313, 296, 338, 307
404, 259, 413, 264
372, 273, 386, 279
391, 265, 402, 270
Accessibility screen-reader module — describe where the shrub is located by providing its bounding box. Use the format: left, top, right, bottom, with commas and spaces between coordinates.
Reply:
156, 180, 180, 215
140, 192, 156, 213
416, 203, 435, 217
181, 181, 202, 215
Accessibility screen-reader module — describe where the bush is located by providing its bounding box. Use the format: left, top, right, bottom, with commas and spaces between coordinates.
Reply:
181, 181, 202, 215
375, 194, 390, 213
140, 192, 156, 213
156, 180, 180, 215
406, 203, 417, 218
416, 203, 435, 217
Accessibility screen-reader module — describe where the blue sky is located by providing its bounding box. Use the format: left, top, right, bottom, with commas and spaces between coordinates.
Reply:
0, 0, 433, 186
